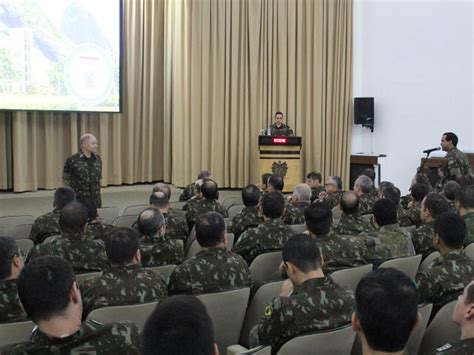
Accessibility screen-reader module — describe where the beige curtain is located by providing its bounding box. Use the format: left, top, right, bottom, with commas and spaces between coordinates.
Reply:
165, 0, 353, 189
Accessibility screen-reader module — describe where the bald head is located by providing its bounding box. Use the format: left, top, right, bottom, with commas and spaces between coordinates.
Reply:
293, 183, 311, 203
152, 183, 172, 200
149, 191, 169, 211
137, 208, 166, 237
341, 191, 359, 215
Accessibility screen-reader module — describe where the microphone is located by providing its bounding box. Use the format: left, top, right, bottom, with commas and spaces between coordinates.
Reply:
422, 147, 441, 154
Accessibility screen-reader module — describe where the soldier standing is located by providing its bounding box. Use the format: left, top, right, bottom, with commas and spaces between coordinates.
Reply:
269, 112, 294, 136
439, 132, 471, 187
63, 133, 102, 208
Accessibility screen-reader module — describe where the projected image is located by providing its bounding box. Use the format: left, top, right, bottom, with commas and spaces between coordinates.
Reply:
0, 0, 121, 112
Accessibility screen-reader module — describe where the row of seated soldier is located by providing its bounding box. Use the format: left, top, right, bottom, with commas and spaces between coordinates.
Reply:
0, 167, 473, 354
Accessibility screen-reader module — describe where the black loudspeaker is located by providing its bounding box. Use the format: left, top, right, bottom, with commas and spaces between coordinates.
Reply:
354, 97, 374, 132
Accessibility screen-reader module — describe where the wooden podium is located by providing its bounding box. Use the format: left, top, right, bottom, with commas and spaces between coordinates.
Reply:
258, 136, 302, 192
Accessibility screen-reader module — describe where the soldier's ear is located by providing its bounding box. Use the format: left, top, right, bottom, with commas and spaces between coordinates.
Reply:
351, 312, 361, 333
134, 249, 141, 263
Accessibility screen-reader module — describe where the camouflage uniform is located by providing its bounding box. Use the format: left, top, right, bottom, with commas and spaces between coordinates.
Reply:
0, 280, 27, 323
63, 152, 102, 208
463, 212, 474, 246
441, 147, 471, 186
233, 218, 293, 264
400, 194, 411, 209
398, 201, 422, 227
168, 247, 252, 295
332, 213, 374, 236
283, 202, 310, 225
269, 123, 293, 136
85, 220, 114, 242
228, 206, 263, 241
1, 320, 141, 354
27, 232, 110, 274
416, 249, 474, 316
358, 193, 377, 216
250, 277, 355, 353
80, 264, 167, 318
436, 338, 474, 354
412, 222, 435, 259
310, 186, 325, 202
182, 196, 200, 212
179, 183, 195, 201
321, 190, 343, 210
185, 199, 228, 229
165, 209, 189, 242
139, 236, 184, 267
28, 210, 61, 245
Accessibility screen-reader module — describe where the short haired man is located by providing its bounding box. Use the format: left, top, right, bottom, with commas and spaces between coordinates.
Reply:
260, 173, 272, 192
63, 133, 103, 207
412, 192, 449, 259
234, 192, 293, 264
456, 185, 474, 245
284, 183, 311, 225
228, 184, 263, 240
149, 191, 188, 242
443, 180, 461, 212
179, 170, 212, 202
1, 256, 140, 354
142, 295, 218, 355
333, 191, 374, 236
266, 174, 284, 193
306, 171, 324, 202
398, 183, 429, 227
416, 212, 474, 317
250, 234, 355, 352
0, 236, 26, 323
439, 132, 471, 187
318, 176, 343, 209
353, 175, 377, 215
400, 172, 433, 209
27, 202, 109, 274
169, 212, 251, 295
80, 227, 167, 318
137, 208, 184, 267
360, 199, 415, 263
29, 187, 76, 245
352, 268, 420, 355
269, 111, 293, 136
80, 198, 113, 241
185, 179, 228, 230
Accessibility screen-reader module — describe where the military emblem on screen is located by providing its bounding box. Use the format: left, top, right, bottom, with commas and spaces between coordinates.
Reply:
272, 161, 288, 177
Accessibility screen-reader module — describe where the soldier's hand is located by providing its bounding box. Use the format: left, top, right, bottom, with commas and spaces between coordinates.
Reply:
318, 191, 328, 200
280, 279, 293, 297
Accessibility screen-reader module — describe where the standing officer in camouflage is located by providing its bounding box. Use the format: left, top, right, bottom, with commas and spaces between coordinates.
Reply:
0, 256, 141, 354
249, 234, 355, 352
80, 227, 167, 318
354, 175, 377, 216
268, 112, 294, 136
0, 237, 26, 323
228, 184, 263, 241
284, 183, 312, 225
456, 185, 474, 245
416, 212, 474, 318
168, 212, 252, 295
333, 191, 374, 236
63, 133, 103, 208
439, 132, 471, 187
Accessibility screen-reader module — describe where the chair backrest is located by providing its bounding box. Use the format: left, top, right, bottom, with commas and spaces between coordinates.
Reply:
406, 303, 433, 355
146, 264, 177, 282
419, 251, 441, 270
0, 215, 35, 235
97, 206, 120, 224
112, 215, 138, 228
122, 204, 148, 216
278, 324, 356, 355
184, 226, 197, 254
330, 264, 373, 293
464, 243, 474, 260
239, 280, 285, 347
249, 251, 283, 283
419, 300, 460, 354
87, 301, 158, 333
379, 254, 422, 280
332, 206, 343, 224
0, 320, 36, 347
76, 271, 103, 284
221, 197, 244, 211
228, 205, 245, 219
197, 287, 250, 353
43, 235, 60, 244
11, 224, 33, 240
227, 233, 235, 250
170, 201, 186, 210
289, 224, 305, 235
185, 239, 201, 260
16, 239, 34, 257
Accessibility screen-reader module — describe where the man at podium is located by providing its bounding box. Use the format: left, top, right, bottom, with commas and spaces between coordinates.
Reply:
266, 112, 294, 136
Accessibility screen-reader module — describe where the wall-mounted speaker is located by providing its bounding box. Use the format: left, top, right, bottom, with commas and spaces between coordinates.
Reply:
354, 97, 374, 132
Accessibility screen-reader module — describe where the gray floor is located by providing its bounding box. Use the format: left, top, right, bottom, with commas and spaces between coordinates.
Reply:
0, 184, 241, 218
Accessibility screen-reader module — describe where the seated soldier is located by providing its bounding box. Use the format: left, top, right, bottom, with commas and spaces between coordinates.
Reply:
182, 179, 204, 213
137, 208, 183, 267
361, 198, 415, 263
0, 256, 140, 354
352, 268, 420, 355
378, 184, 404, 219
234, 192, 292, 264
333, 191, 374, 235
168, 212, 251, 295
27, 202, 109, 274
142, 295, 218, 355
179, 170, 211, 202
260, 173, 272, 192
416, 212, 474, 317
400, 172, 433, 209
443, 181, 461, 213
284, 183, 311, 225
353, 175, 377, 215
80, 227, 167, 318
456, 185, 474, 245
436, 280, 474, 354
228, 184, 263, 241
249, 234, 355, 353
29, 187, 76, 245
80, 198, 113, 241
412, 192, 449, 259
306, 171, 324, 202
362, 168, 378, 199
398, 183, 429, 227
318, 176, 343, 209
185, 179, 228, 230
0, 236, 27, 323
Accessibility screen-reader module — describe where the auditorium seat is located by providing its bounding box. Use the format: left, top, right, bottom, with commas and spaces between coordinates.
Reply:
464, 243, 474, 260
0, 320, 35, 347
16, 239, 34, 257
76, 272, 103, 284
122, 204, 148, 216
11, 224, 33, 240
97, 206, 120, 224
249, 251, 283, 283
169, 201, 186, 210
228, 205, 245, 220
221, 197, 244, 211
330, 264, 373, 293
112, 215, 138, 228
0, 215, 35, 236
289, 224, 305, 235
379, 254, 422, 280
419, 251, 441, 270
406, 303, 433, 355
146, 264, 177, 282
